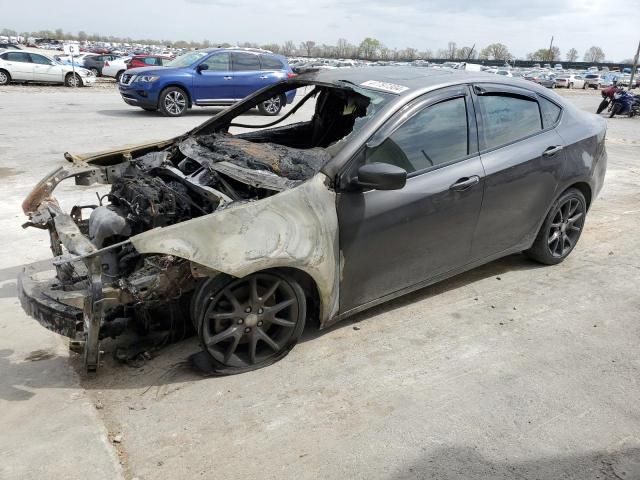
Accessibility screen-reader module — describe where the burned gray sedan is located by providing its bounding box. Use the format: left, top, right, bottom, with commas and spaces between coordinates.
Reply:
18, 68, 607, 374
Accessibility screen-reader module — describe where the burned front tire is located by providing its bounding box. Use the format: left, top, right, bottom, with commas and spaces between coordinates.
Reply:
195, 271, 306, 375
526, 188, 586, 265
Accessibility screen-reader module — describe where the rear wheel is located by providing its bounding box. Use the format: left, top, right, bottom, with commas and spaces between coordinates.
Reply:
526, 188, 587, 265
0, 69, 10, 85
115, 70, 125, 82
610, 103, 621, 118
194, 271, 306, 375
159, 87, 188, 117
258, 95, 284, 116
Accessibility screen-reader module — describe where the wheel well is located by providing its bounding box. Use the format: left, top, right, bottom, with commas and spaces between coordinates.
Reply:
0, 68, 9, 77
268, 267, 321, 329
161, 84, 192, 107
566, 182, 592, 209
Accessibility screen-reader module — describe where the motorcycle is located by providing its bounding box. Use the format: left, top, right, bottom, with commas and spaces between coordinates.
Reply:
596, 85, 621, 114
609, 90, 640, 118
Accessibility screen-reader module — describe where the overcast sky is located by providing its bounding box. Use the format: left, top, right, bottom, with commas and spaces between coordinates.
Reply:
4, 0, 639, 61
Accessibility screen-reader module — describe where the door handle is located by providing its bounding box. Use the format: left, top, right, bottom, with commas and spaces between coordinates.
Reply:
450, 176, 480, 191
223, 76, 232, 80
259, 75, 268, 79
543, 145, 564, 157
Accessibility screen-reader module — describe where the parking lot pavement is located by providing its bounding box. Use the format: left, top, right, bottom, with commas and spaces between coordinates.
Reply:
1, 85, 639, 480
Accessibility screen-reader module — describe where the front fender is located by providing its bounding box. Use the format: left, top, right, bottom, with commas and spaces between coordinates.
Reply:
130, 174, 340, 324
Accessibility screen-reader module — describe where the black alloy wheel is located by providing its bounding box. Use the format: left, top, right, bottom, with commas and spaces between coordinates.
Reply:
195, 272, 306, 374
526, 188, 586, 265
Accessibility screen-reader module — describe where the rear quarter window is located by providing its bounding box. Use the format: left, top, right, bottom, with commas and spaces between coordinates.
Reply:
477, 94, 542, 151
539, 97, 562, 128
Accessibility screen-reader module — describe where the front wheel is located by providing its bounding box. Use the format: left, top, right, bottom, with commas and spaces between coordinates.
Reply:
194, 271, 307, 375
89, 67, 99, 76
65, 73, 82, 87
258, 95, 285, 116
159, 87, 188, 117
526, 188, 587, 265
596, 99, 609, 114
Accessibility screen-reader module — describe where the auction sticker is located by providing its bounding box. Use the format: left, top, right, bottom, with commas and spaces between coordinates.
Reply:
360, 80, 409, 94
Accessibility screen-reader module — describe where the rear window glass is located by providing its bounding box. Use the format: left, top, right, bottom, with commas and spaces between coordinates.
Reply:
260, 55, 284, 70
477, 94, 542, 150
539, 97, 562, 128
232, 52, 260, 71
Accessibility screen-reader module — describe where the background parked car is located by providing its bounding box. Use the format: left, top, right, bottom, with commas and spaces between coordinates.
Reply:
0, 42, 22, 50
584, 73, 602, 89
128, 55, 172, 69
0, 50, 95, 87
555, 74, 585, 89
83, 54, 123, 76
101, 57, 131, 81
118, 47, 297, 116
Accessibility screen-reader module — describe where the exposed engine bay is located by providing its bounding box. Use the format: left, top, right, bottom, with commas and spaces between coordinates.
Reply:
18, 83, 378, 372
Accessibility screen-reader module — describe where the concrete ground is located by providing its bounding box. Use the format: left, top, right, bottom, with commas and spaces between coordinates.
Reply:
0, 82, 639, 480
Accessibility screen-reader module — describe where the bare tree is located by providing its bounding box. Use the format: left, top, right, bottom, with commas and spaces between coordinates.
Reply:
447, 41, 457, 59
261, 43, 281, 53
566, 48, 578, 62
420, 49, 433, 59
281, 40, 296, 56
457, 46, 476, 60
584, 46, 605, 63
300, 41, 316, 57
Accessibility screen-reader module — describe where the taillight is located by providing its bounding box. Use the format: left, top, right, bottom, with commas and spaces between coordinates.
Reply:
287, 72, 297, 78
105, 61, 110, 67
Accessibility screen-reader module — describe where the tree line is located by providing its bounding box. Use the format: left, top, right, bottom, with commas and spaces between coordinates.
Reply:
1, 28, 613, 63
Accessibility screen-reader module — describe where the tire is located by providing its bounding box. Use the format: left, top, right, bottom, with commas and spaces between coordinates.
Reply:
526, 188, 587, 265
65, 73, 82, 87
194, 271, 307, 375
596, 99, 609, 114
115, 70, 125, 82
159, 87, 188, 117
568, 83, 573, 89
89, 67, 99, 76
0, 69, 10, 85
258, 95, 285, 116
610, 103, 621, 118
141, 107, 157, 112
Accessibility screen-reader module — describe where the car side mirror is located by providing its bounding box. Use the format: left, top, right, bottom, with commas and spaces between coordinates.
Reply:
196, 63, 209, 73
354, 163, 407, 191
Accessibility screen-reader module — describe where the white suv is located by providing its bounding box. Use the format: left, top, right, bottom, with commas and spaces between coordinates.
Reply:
0, 50, 95, 87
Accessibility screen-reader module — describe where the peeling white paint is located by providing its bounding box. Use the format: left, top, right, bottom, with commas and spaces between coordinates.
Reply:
131, 173, 340, 324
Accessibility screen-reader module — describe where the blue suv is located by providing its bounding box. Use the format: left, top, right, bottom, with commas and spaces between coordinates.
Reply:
118, 48, 296, 117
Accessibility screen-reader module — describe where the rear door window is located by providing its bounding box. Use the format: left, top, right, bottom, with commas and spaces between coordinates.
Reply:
231, 52, 260, 72
29, 54, 51, 65
5, 52, 30, 62
539, 97, 562, 128
476, 94, 542, 150
260, 55, 284, 70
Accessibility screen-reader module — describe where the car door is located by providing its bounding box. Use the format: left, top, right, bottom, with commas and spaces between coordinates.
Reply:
573, 75, 585, 89
257, 54, 287, 89
337, 87, 485, 314
29, 53, 63, 83
191, 52, 234, 103
470, 84, 565, 260
1, 51, 33, 80
230, 52, 263, 99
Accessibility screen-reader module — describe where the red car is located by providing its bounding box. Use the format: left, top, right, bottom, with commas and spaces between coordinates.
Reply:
127, 55, 173, 69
